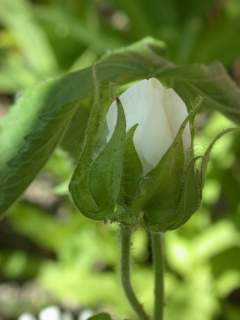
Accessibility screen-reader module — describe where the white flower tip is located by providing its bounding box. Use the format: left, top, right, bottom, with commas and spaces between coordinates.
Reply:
107, 77, 191, 174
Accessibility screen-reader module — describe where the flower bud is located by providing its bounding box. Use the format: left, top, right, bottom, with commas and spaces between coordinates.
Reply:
70, 77, 203, 230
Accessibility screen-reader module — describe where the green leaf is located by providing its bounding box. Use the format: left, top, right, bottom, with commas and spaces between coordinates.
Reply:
0, 84, 79, 216
67, 70, 105, 219
0, 38, 166, 215
60, 105, 90, 162
88, 313, 113, 320
162, 63, 240, 124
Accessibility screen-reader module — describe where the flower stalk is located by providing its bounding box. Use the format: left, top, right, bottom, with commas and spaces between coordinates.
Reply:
151, 231, 165, 320
120, 224, 149, 320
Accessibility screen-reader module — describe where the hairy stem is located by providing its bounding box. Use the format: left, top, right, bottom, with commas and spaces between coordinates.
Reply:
151, 231, 164, 320
120, 224, 149, 320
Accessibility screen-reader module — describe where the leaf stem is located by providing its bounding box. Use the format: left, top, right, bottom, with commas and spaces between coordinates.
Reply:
150, 231, 164, 320
120, 224, 149, 320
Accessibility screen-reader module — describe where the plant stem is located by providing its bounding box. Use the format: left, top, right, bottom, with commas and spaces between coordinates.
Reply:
120, 224, 149, 320
151, 231, 164, 320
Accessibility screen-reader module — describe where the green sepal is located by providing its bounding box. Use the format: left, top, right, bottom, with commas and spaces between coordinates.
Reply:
132, 110, 196, 231
136, 130, 186, 230
69, 69, 105, 219
89, 102, 126, 219
112, 123, 144, 225
178, 128, 240, 231
166, 156, 202, 231
60, 103, 90, 162
140, 152, 201, 232
69, 97, 127, 221
132, 101, 207, 231
120, 125, 143, 206
142, 126, 240, 232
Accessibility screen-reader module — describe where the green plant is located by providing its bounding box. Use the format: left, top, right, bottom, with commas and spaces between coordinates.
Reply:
1, 36, 240, 319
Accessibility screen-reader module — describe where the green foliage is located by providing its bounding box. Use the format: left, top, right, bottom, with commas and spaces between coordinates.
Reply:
1, 37, 240, 219
1, 1, 240, 319
0, 38, 166, 215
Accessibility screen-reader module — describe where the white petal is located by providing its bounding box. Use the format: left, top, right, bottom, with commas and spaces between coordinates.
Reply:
106, 78, 190, 174
162, 88, 191, 149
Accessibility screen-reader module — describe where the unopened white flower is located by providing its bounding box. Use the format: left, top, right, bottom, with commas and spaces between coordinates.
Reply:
107, 78, 191, 173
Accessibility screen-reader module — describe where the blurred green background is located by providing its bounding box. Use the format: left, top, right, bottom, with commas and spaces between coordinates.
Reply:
0, 0, 240, 319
